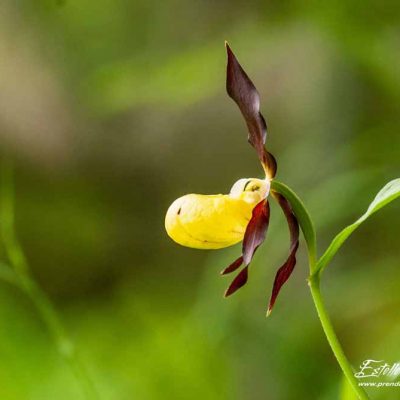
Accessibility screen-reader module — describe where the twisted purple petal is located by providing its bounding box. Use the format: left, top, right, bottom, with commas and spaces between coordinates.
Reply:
267, 193, 299, 315
226, 43, 277, 178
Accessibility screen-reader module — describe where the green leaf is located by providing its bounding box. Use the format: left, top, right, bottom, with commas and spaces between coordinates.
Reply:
315, 178, 400, 275
271, 180, 317, 268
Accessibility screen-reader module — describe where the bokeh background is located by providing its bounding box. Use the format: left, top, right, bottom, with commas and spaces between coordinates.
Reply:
0, 1, 399, 399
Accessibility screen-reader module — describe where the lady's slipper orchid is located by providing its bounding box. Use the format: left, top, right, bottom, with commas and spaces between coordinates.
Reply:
165, 43, 299, 315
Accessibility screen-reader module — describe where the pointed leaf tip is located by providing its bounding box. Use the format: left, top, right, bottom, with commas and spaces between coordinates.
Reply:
316, 178, 400, 274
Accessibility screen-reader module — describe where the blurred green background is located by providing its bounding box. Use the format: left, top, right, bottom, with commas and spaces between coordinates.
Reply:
0, 1, 399, 399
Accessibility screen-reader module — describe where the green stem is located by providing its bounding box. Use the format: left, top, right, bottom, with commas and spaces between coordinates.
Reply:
309, 274, 369, 399
0, 160, 99, 400
271, 180, 369, 400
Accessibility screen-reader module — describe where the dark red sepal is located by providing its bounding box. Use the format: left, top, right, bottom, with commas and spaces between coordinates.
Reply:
222, 199, 270, 296
221, 256, 243, 275
267, 193, 300, 316
225, 43, 277, 177
242, 200, 270, 265
224, 266, 248, 297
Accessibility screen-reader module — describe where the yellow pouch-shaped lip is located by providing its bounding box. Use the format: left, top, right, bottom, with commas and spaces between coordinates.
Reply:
165, 178, 269, 249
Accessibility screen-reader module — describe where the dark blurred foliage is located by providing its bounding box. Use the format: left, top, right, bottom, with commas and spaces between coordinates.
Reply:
0, 1, 399, 399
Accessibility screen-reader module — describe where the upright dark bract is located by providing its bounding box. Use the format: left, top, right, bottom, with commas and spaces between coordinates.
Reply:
226, 43, 277, 178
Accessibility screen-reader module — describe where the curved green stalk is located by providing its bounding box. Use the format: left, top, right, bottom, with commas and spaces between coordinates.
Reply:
0, 161, 99, 400
308, 275, 369, 400
272, 179, 369, 400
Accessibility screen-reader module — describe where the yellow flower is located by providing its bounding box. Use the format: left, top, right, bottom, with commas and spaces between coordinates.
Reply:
165, 43, 299, 315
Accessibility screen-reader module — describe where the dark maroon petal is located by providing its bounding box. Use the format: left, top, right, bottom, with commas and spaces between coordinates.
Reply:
221, 256, 243, 275
224, 266, 248, 297
242, 200, 270, 266
222, 200, 270, 297
267, 193, 300, 316
226, 43, 277, 178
